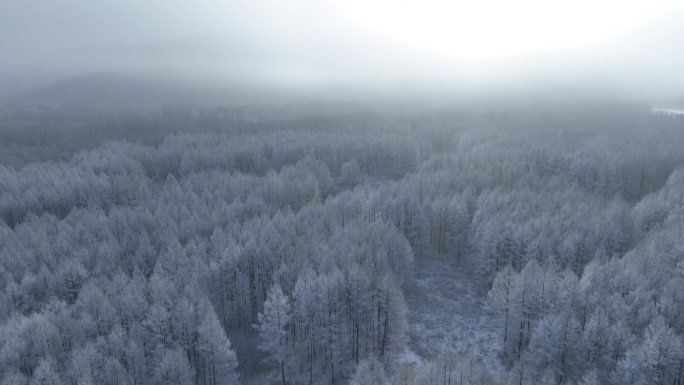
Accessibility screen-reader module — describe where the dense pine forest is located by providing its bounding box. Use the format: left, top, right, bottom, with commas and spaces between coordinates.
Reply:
0, 104, 683, 385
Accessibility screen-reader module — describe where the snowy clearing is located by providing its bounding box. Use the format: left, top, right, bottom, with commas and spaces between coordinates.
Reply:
403, 258, 504, 375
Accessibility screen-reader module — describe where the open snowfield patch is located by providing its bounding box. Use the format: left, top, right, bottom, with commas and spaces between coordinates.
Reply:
403, 258, 504, 375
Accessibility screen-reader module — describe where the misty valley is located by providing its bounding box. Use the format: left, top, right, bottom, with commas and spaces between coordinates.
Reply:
0, 105, 682, 385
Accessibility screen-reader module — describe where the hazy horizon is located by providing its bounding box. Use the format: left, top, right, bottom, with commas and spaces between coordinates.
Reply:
2, 0, 684, 106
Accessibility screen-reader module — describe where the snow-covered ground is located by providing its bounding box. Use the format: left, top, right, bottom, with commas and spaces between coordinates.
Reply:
402, 258, 504, 375
652, 108, 684, 115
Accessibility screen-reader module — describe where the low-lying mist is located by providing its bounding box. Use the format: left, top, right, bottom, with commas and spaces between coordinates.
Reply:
2, 0, 684, 108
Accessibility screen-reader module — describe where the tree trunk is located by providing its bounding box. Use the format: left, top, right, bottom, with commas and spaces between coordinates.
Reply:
281, 360, 286, 385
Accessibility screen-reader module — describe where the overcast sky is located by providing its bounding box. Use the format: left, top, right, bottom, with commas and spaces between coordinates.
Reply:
2, 0, 684, 102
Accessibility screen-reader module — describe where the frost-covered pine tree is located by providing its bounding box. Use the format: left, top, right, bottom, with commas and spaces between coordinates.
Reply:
349, 356, 389, 385
198, 307, 240, 385
489, 264, 515, 349
31, 356, 63, 385
154, 349, 194, 385
257, 283, 291, 385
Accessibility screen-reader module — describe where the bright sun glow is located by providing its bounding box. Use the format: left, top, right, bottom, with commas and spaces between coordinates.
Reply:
336, 0, 680, 60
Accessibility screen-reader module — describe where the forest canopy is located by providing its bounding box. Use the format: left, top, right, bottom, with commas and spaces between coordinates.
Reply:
0, 104, 683, 385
